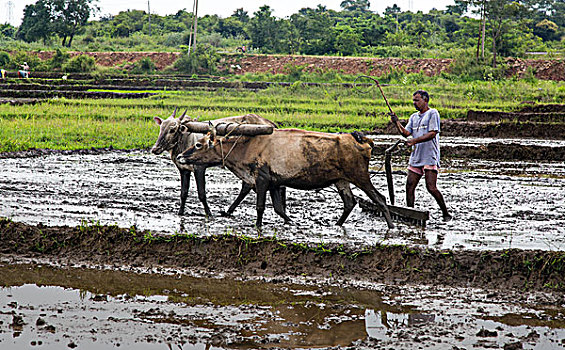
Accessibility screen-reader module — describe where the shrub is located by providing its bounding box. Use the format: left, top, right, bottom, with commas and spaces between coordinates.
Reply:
131, 57, 156, 74
173, 44, 219, 74
0, 51, 10, 66
49, 49, 70, 70
8, 51, 40, 70
448, 49, 506, 81
63, 54, 96, 73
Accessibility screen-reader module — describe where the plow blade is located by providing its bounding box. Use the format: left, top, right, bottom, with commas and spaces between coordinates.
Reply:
358, 198, 429, 227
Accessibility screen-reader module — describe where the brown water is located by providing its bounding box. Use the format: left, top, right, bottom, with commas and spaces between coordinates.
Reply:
1, 144, 564, 251
1, 263, 564, 349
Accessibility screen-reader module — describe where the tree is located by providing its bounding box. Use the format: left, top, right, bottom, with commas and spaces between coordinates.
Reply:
484, 1, 528, 66
231, 8, 249, 23
290, 6, 336, 55
16, 0, 53, 44
340, 0, 371, 13
534, 19, 560, 41
406, 20, 431, 48
0, 24, 16, 38
335, 25, 362, 55
247, 5, 278, 52
218, 17, 246, 38
52, 0, 99, 47
16, 0, 97, 46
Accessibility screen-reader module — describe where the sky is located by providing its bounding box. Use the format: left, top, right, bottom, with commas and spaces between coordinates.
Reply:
3, 0, 455, 27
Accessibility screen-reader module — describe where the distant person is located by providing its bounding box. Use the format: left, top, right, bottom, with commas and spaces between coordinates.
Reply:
1, 69, 5, 79
18, 62, 30, 78
389, 89, 452, 221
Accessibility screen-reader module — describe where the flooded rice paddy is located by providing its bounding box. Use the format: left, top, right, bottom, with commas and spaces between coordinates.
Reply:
1, 136, 565, 349
0, 136, 564, 251
1, 263, 564, 349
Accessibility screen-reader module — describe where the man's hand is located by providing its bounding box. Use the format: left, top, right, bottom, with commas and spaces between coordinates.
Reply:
405, 139, 416, 147
389, 112, 399, 123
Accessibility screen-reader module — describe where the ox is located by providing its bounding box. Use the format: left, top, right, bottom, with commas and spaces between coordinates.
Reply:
151, 109, 281, 216
176, 128, 394, 229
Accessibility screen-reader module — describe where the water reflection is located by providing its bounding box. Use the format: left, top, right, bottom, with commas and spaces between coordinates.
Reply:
1, 263, 564, 349
365, 309, 436, 337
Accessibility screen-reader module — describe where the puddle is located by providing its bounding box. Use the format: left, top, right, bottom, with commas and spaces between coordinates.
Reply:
1, 263, 564, 349
0, 148, 564, 251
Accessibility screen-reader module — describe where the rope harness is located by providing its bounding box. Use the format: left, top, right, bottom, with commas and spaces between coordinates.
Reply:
215, 122, 244, 169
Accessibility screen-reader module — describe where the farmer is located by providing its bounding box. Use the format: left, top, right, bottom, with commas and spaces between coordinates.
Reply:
389, 90, 452, 221
1, 68, 5, 79
18, 62, 30, 78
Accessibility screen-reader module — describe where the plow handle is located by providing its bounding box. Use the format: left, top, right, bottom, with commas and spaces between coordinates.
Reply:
384, 140, 403, 205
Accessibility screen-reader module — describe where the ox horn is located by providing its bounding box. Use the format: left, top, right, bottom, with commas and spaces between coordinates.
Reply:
208, 121, 216, 141
179, 109, 188, 122
171, 107, 178, 118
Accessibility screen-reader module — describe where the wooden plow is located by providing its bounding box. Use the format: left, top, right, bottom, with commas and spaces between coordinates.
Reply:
353, 75, 429, 227
358, 140, 429, 228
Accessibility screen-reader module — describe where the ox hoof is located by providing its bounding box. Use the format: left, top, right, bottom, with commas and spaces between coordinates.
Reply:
219, 210, 233, 217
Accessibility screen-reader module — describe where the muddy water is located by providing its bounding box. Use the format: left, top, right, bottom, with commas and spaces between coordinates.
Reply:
0, 138, 564, 251
1, 263, 564, 349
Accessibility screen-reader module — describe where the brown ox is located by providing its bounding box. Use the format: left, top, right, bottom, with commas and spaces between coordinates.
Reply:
177, 128, 394, 229
151, 110, 281, 216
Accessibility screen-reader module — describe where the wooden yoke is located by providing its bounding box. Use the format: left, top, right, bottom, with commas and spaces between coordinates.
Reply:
182, 121, 274, 136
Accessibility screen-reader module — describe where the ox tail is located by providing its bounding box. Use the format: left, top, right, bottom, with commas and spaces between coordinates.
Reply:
350, 131, 373, 146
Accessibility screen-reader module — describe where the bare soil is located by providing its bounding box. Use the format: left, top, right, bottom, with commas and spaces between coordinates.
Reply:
26, 51, 565, 81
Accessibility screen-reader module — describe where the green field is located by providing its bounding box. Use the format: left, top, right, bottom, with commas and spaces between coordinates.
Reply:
1, 77, 564, 153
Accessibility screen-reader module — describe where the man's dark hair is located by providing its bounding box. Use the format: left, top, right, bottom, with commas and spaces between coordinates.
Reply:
413, 90, 429, 102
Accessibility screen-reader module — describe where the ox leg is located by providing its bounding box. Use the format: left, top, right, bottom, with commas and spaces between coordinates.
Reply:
279, 187, 287, 215
194, 167, 212, 217
270, 186, 291, 224
355, 176, 395, 229
255, 180, 269, 228
335, 181, 357, 226
221, 182, 253, 217
178, 169, 191, 215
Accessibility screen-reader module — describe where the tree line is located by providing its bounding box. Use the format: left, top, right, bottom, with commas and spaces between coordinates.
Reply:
4, 0, 564, 64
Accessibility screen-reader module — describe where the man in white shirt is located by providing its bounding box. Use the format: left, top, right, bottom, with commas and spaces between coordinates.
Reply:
390, 90, 452, 221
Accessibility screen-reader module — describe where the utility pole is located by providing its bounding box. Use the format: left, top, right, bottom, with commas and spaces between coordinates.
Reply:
147, 0, 151, 36
187, 0, 199, 55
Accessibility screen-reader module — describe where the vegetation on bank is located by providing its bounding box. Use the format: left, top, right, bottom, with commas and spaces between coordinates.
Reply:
0, 75, 563, 153
5, 0, 564, 60
0, 0, 562, 78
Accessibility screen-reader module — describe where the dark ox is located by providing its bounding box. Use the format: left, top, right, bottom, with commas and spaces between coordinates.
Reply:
151, 110, 280, 216
177, 128, 394, 229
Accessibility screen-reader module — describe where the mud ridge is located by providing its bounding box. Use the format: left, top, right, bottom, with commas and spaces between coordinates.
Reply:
376, 119, 565, 141
0, 146, 142, 159
1, 219, 563, 293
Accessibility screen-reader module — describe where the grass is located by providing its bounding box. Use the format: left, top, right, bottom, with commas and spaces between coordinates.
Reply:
0, 76, 564, 153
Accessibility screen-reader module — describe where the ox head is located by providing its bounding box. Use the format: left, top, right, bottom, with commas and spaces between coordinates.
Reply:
151, 108, 195, 154
176, 124, 223, 166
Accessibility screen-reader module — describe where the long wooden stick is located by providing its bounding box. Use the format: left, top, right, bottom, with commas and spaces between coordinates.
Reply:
355, 75, 394, 114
